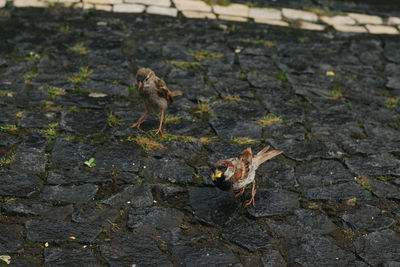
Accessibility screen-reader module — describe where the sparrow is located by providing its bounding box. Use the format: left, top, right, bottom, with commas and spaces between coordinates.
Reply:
131, 68, 183, 135
211, 146, 283, 207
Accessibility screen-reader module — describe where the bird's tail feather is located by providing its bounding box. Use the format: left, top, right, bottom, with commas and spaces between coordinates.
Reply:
255, 147, 283, 168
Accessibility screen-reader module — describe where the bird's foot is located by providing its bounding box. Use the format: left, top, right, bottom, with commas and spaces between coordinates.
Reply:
244, 189, 256, 207
131, 120, 145, 128
235, 188, 245, 197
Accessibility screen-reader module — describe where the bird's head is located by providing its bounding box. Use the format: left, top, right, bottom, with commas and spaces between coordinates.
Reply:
135, 68, 154, 89
211, 163, 228, 182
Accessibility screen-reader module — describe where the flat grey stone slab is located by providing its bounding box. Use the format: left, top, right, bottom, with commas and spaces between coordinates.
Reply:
0, 170, 42, 197
100, 234, 172, 267
140, 157, 194, 184
44, 247, 99, 267
341, 205, 395, 232
345, 153, 400, 176
0, 132, 19, 146
26, 220, 102, 243
210, 118, 262, 139
354, 230, 400, 265
189, 187, 238, 226
60, 110, 108, 137
284, 234, 356, 266
72, 204, 119, 226
302, 182, 372, 201
0, 223, 24, 253
247, 189, 300, 218
50, 138, 96, 169
172, 243, 239, 266
266, 139, 344, 161
2, 199, 73, 220
40, 184, 99, 204
296, 160, 353, 187
47, 169, 112, 185
95, 142, 141, 172
258, 161, 298, 188
100, 183, 153, 208
127, 206, 184, 232
221, 217, 271, 252
369, 178, 400, 200
19, 111, 51, 128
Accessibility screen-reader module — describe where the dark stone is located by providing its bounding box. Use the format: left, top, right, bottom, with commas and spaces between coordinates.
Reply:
247, 189, 299, 218
369, 179, 400, 200
364, 124, 400, 141
283, 234, 356, 266
72, 204, 119, 226
153, 183, 186, 200
100, 234, 172, 267
386, 76, 400, 90
83, 80, 129, 97
264, 123, 305, 141
0, 107, 16, 125
188, 187, 238, 226
210, 101, 265, 120
221, 217, 271, 252
0, 132, 18, 146
384, 41, 400, 63
354, 230, 400, 265
19, 111, 51, 128
302, 182, 372, 201
47, 169, 112, 185
215, 78, 253, 99
209, 118, 262, 140
127, 206, 184, 232
95, 142, 141, 172
266, 209, 336, 238
100, 183, 153, 208
266, 139, 344, 161
172, 243, 239, 267
161, 227, 204, 247
161, 44, 190, 60
90, 66, 134, 85
311, 122, 364, 143
274, 55, 314, 74
40, 184, 99, 204
258, 161, 298, 189
345, 153, 400, 176
26, 220, 102, 242
50, 139, 96, 169
247, 71, 282, 89
11, 130, 48, 173
341, 205, 395, 232
286, 74, 332, 97
307, 109, 355, 127
2, 199, 73, 220
0, 170, 42, 197
60, 110, 108, 137
54, 93, 111, 109
119, 171, 140, 184
239, 54, 276, 71
296, 160, 353, 187
264, 102, 305, 123
44, 247, 99, 267
140, 157, 194, 184
341, 138, 400, 155
260, 248, 287, 267
0, 223, 24, 253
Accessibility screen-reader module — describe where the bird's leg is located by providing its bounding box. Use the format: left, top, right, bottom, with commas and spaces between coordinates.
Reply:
235, 188, 245, 197
154, 109, 164, 136
131, 109, 148, 129
244, 180, 256, 207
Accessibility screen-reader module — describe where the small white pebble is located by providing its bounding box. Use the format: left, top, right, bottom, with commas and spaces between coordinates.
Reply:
153, 200, 157, 203
127, 201, 131, 204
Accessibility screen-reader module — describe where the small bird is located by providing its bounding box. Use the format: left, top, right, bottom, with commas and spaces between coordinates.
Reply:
131, 68, 183, 135
211, 146, 283, 207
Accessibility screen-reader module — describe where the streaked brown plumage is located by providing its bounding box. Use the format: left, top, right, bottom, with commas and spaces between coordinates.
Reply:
211, 146, 283, 207
131, 68, 183, 135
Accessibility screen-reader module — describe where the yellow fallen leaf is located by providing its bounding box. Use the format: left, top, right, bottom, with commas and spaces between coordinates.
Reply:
326, 71, 335, 76
69, 236, 76, 240
45, 242, 49, 247
0, 255, 11, 265
346, 197, 356, 206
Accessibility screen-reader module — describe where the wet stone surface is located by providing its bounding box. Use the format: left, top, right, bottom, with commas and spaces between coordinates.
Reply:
0, 7, 400, 266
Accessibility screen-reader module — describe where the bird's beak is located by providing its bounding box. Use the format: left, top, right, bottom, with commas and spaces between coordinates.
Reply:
136, 81, 143, 90
211, 170, 223, 181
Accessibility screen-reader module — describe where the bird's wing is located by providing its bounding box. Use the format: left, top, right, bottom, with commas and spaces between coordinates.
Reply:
154, 77, 174, 102
234, 147, 253, 181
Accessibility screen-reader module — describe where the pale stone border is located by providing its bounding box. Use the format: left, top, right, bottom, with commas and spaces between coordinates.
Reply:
1, 0, 399, 35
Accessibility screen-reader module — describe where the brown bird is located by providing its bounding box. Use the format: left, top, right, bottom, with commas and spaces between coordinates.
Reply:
131, 68, 183, 135
211, 146, 283, 207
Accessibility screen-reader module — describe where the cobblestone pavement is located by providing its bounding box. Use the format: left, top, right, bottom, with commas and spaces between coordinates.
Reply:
0, 5, 400, 266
